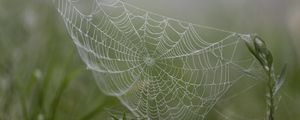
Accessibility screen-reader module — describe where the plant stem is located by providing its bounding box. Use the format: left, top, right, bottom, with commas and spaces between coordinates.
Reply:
267, 67, 278, 120
267, 71, 275, 120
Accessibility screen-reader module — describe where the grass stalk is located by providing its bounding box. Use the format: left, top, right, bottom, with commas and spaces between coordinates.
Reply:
244, 34, 287, 120
79, 97, 118, 120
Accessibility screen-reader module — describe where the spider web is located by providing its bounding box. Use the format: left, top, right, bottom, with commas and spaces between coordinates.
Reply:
55, 0, 258, 119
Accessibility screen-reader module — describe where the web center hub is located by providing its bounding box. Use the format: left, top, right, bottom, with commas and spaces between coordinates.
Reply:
144, 57, 155, 66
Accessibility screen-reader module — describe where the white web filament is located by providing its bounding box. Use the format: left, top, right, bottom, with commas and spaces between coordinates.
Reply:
55, 0, 257, 119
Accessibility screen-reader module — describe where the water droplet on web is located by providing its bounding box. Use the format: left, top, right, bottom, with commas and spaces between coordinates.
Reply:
133, 75, 140, 81
87, 15, 93, 21
86, 66, 92, 70
232, 32, 237, 37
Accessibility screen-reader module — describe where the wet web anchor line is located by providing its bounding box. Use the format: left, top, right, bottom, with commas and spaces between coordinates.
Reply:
55, 0, 259, 119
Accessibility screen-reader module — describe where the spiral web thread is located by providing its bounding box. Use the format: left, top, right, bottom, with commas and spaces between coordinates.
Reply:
55, 0, 257, 119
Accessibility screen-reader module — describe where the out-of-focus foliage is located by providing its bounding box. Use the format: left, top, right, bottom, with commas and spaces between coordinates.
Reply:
0, 0, 299, 120
0, 0, 127, 120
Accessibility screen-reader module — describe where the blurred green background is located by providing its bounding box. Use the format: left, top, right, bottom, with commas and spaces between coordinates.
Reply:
0, 0, 299, 120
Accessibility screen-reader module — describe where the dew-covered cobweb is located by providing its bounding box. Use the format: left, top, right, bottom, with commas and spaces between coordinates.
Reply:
55, 0, 258, 119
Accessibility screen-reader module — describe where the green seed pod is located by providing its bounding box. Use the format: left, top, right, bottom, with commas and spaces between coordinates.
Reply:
254, 36, 268, 58
253, 36, 273, 71
265, 50, 273, 69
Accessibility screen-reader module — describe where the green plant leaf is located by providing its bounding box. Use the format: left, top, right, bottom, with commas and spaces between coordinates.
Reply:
111, 115, 119, 120
265, 50, 273, 69
274, 64, 287, 95
122, 112, 127, 120
244, 35, 256, 55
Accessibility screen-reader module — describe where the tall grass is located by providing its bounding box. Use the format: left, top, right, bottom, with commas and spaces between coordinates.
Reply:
245, 35, 287, 120
0, 1, 124, 120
